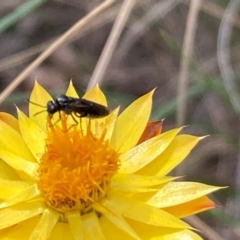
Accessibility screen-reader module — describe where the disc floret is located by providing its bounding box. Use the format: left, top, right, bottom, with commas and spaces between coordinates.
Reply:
38, 116, 119, 213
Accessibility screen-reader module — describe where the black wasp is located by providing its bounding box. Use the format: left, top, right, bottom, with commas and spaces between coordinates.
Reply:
30, 94, 110, 124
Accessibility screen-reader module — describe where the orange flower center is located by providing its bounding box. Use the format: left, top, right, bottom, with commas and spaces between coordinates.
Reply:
38, 115, 119, 213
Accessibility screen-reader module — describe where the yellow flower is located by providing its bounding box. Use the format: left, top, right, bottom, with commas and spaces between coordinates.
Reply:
0, 82, 222, 240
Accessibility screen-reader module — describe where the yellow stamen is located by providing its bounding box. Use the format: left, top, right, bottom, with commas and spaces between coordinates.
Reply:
38, 114, 119, 213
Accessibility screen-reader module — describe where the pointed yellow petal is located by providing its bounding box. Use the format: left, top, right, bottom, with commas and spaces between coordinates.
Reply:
110, 90, 154, 153
83, 85, 107, 106
119, 128, 182, 174
100, 216, 135, 240
18, 110, 47, 161
112, 173, 177, 188
126, 218, 201, 240
104, 216, 140, 239
1, 216, 40, 240
106, 191, 191, 229
92, 202, 113, 215
103, 107, 119, 141
0, 148, 38, 180
0, 113, 20, 133
157, 229, 203, 240
66, 81, 79, 97
29, 81, 53, 130
0, 178, 31, 199
0, 184, 40, 209
110, 184, 158, 193
30, 208, 59, 240
0, 120, 35, 162
86, 109, 118, 139
82, 212, 106, 240
66, 211, 84, 240
138, 135, 200, 176
0, 160, 20, 180
50, 222, 74, 240
17, 109, 46, 162
158, 135, 201, 176
146, 182, 223, 208
0, 202, 45, 229
163, 196, 216, 218
101, 199, 141, 240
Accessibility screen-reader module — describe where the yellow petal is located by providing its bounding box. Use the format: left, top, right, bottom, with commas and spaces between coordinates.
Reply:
146, 182, 223, 208
0, 148, 38, 180
138, 135, 200, 176
106, 191, 191, 229
86, 108, 118, 139
126, 218, 201, 240
17, 109, 47, 162
111, 174, 177, 188
163, 196, 216, 218
50, 222, 74, 240
0, 201, 45, 229
119, 128, 182, 174
0, 119, 35, 162
103, 107, 119, 141
104, 215, 140, 240
30, 208, 59, 240
101, 199, 141, 240
0, 178, 31, 199
82, 212, 106, 240
66, 211, 84, 240
0, 112, 20, 133
1, 215, 40, 240
29, 81, 53, 130
111, 185, 158, 193
0, 184, 40, 209
83, 85, 107, 106
111, 174, 177, 192
100, 216, 134, 240
92, 202, 113, 215
157, 229, 203, 240
66, 81, 79, 97
0, 160, 20, 180
110, 90, 154, 153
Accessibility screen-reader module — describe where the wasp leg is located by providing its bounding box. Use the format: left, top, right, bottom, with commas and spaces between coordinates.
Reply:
50, 111, 62, 126
61, 113, 79, 132
83, 117, 96, 140
70, 113, 78, 125
75, 112, 86, 135
46, 113, 59, 129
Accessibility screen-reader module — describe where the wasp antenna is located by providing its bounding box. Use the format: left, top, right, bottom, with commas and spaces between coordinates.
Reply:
33, 109, 47, 117
26, 99, 46, 108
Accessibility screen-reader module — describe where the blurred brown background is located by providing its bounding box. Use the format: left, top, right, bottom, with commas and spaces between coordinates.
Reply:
0, 0, 239, 239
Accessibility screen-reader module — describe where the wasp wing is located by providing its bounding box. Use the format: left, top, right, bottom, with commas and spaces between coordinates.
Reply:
69, 99, 109, 118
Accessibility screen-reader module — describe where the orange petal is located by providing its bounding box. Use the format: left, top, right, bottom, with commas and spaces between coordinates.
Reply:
137, 120, 163, 145
0, 113, 20, 133
163, 196, 216, 218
